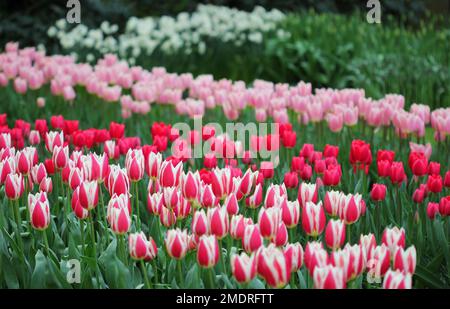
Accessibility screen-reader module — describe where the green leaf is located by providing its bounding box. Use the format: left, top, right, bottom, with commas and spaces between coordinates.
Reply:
30, 250, 48, 288
415, 264, 445, 288
248, 278, 265, 289
185, 263, 200, 288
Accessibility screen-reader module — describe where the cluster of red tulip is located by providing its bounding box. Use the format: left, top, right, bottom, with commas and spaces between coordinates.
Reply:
1, 110, 448, 289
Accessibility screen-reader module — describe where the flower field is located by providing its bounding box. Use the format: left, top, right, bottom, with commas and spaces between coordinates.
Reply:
0, 7, 450, 290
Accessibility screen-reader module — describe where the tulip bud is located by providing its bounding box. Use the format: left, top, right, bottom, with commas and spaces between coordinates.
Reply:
258, 207, 282, 239
230, 215, 252, 240
427, 202, 440, 219
52, 145, 69, 170
260, 161, 274, 179
325, 219, 346, 250
181, 171, 200, 202
207, 206, 229, 239
313, 265, 346, 289
370, 184, 387, 202
197, 235, 220, 268
104, 140, 120, 160
257, 244, 290, 288
30, 163, 47, 185
107, 165, 130, 196
302, 201, 326, 237
129, 232, 158, 261
230, 252, 257, 283
382, 269, 412, 289
272, 222, 288, 246
160, 205, 176, 227
382, 227, 405, 253
45, 131, 63, 152
107, 194, 131, 234
393, 245, 416, 274
367, 245, 391, 277
340, 193, 363, 224
224, 192, 239, 215
17, 147, 37, 175
159, 160, 182, 188
426, 174, 443, 193
29, 130, 40, 145
242, 224, 263, 253
439, 196, 450, 217
39, 177, 53, 193
28, 192, 51, 230
79, 180, 99, 210
283, 171, 298, 189
125, 149, 145, 182
283, 242, 304, 273
298, 182, 318, 208
147, 192, 163, 215
5, 173, 24, 200
71, 187, 89, 220
146, 152, 162, 179
165, 228, 189, 259
359, 233, 377, 260
245, 183, 263, 209
0, 157, 16, 184
281, 200, 300, 228
174, 196, 191, 220
192, 209, 208, 236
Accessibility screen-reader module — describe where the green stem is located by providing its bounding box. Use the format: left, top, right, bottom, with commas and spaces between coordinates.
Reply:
80, 219, 85, 255
177, 259, 184, 287
42, 229, 50, 256
208, 268, 215, 288
152, 259, 158, 287
140, 260, 152, 289
134, 182, 141, 230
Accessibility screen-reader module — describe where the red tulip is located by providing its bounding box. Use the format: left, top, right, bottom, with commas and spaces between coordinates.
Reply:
281, 200, 300, 228
5, 173, 24, 200
230, 215, 252, 240
79, 180, 99, 210
393, 246, 416, 274
27, 192, 51, 230
302, 201, 326, 237
197, 235, 220, 268
412, 186, 426, 203
231, 252, 257, 283
298, 182, 318, 208
382, 227, 405, 253
299, 164, 312, 180
203, 152, 217, 169
427, 174, 443, 193
109, 121, 125, 140
192, 209, 208, 236
428, 162, 440, 175
107, 193, 131, 234
367, 245, 391, 277
377, 160, 391, 178
207, 206, 229, 239
291, 156, 305, 172
257, 244, 290, 288
313, 265, 345, 289
383, 269, 412, 289
427, 202, 440, 219
106, 165, 130, 196
325, 219, 346, 250
281, 130, 296, 148
50, 115, 64, 130
299, 144, 314, 161
370, 183, 387, 201
409, 152, 428, 177
283, 171, 298, 189
439, 196, 450, 216
159, 205, 176, 227
165, 228, 189, 259
260, 161, 274, 179
349, 139, 372, 173
39, 177, 53, 193
181, 171, 200, 202
323, 164, 341, 186
323, 144, 339, 158
129, 232, 157, 261
52, 145, 69, 170
45, 131, 63, 152
242, 224, 262, 253
390, 161, 406, 186
283, 242, 304, 273
376, 150, 395, 163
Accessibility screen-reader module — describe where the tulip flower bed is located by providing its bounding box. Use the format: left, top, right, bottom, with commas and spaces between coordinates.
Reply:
0, 43, 449, 289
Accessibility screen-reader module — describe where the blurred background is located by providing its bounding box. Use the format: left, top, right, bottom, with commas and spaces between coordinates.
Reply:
0, 0, 448, 109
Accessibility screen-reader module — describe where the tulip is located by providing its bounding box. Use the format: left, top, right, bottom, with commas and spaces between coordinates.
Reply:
257, 244, 290, 288
192, 209, 208, 236
264, 184, 287, 208
428, 162, 440, 175
181, 171, 200, 202
425, 203, 440, 221
107, 194, 131, 234
325, 219, 346, 250
39, 177, 53, 193
281, 200, 300, 228
331, 244, 365, 281
324, 190, 343, 217
52, 145, 69, 170
349, 139, 372, 174
71, 187, 89, 220
242, 224, 263, 253
230, 215, 252, 240
340, 193, 363, 224
427, 174, 443, 193
377, 160, 391, 178
304, 242, 328, 275
0, 157, 16, 184
30, 163, 47, 185
162, 187, 180, 209
272, 222, 288, 246
258, 207, 282, 239
104, 140, 120, 160
412, 187, 426, 203
323, 145, 339, 158
299, 164, 312, 180
302, 201, 326, 237
159, 206, 176, 227
106, 165, 130, 196
79, 180, 99, 210
17, 147, 37, 175
283, 171, 298, 189
409, 152, 428, 177
165, 228, 189, 259
174, 196, 191, 220
109, 122, 125, 140
298, 182, 318, 208
283, 242, 304, 273
377, 150, 395, 163
207, 206, 229, 239
313, 265, 346, 289
68, 167, 84, 190
45, 131, 63, 152
439, 196, 450, 217
199, 183, 218, 208
323, 165, 341, 186
197, 235, 220, 268
230, 252, 257, 284
159, 160, 182, 188
360, 233, 377, 260
282, 130, 296, 148
224, 193, 239, 215
129, 232, 158, 261
245, 183, 263, 209
0, 133, 11, 149
28, 192, 51, 230
444, 171, 450, 188
203, 152, 217, 169
147, 192, 163, 215
5, 173, 24, 200
390, 161, 407, 185
29, 130, 40, 145
370, 184, 387, 201
382, 227, 405, 253
124, 149, 144, 182
260, 161, 274, 179
393, 246, 416, 274
382, 269, 412, 289
366, 244, 391, 278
